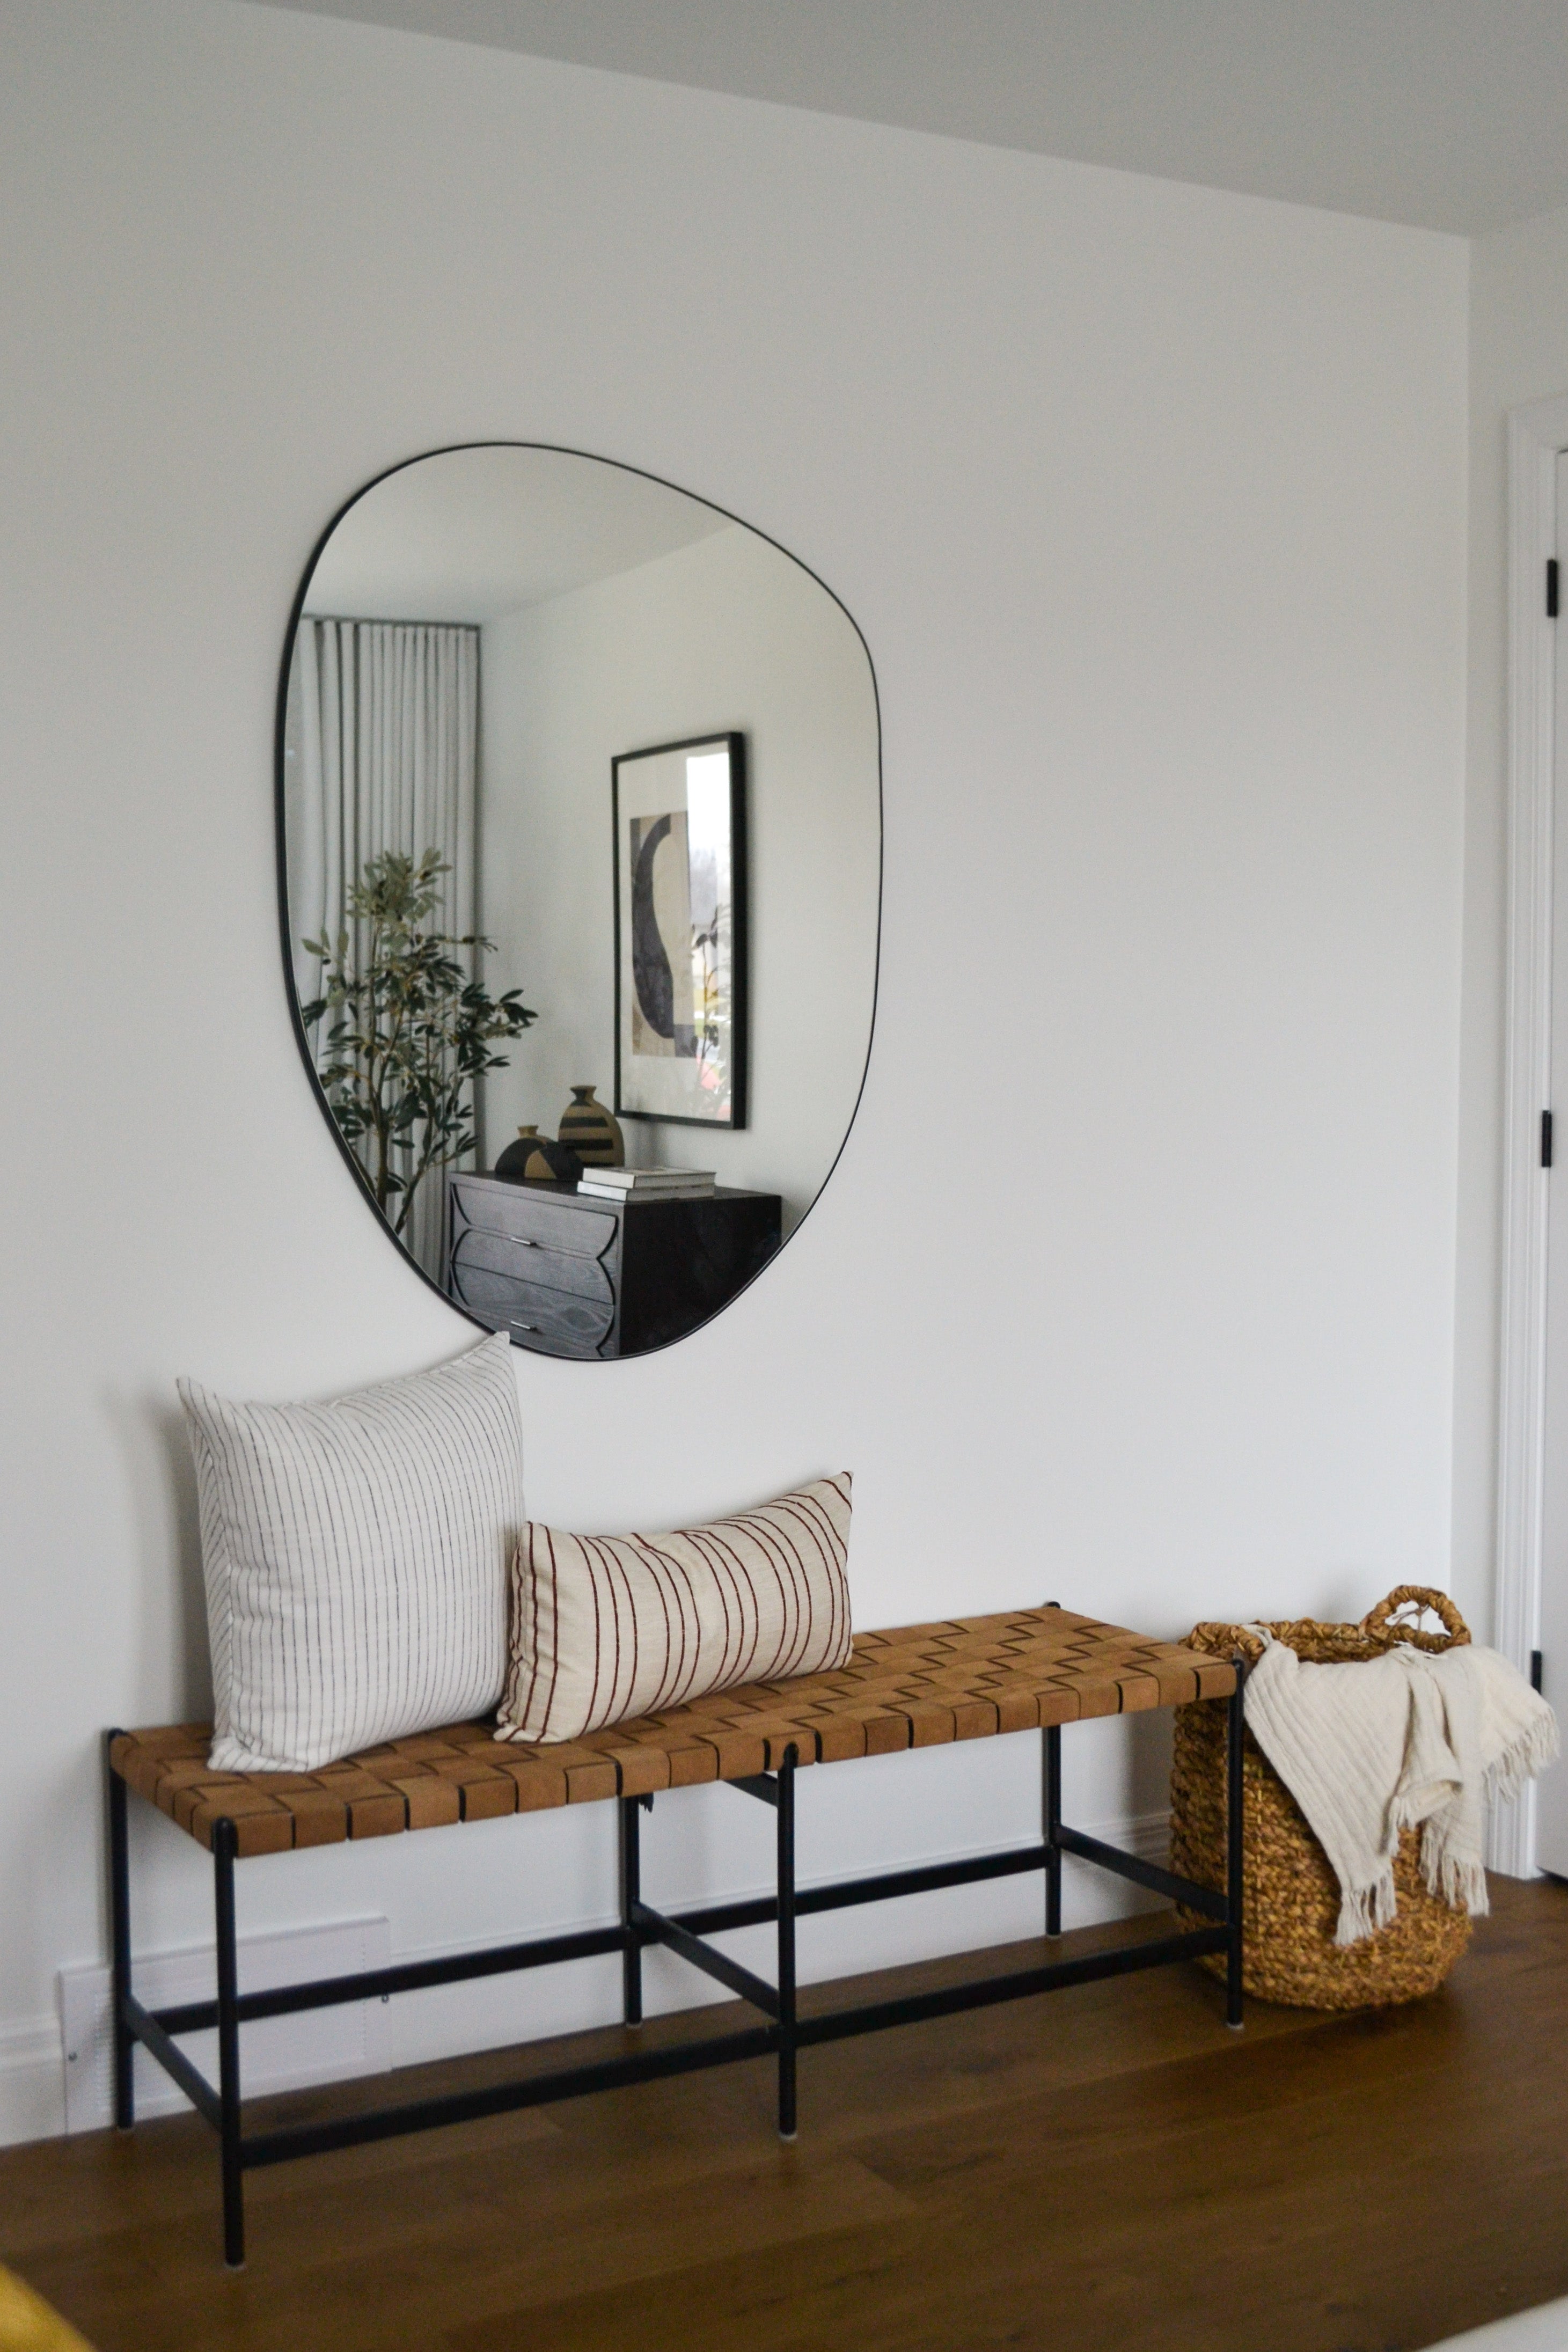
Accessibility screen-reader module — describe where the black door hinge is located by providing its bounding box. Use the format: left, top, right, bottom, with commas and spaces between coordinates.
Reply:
1550, 559, 1560, 619
1532, 1650, 1543, 1693
1544, 1110, 1555, 1168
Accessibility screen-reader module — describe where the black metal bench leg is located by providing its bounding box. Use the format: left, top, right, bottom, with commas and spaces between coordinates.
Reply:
214, 1818, 245, 2268
1225, 1667, 1247, 2030
619, 1797, 643, 2028
106, 1733, 134, 2131
1043, 1723, 1063, 1937
776, 1746, 798, 2141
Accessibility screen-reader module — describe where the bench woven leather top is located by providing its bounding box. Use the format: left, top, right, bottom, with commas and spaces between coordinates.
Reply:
111, 1606, 1236, 1858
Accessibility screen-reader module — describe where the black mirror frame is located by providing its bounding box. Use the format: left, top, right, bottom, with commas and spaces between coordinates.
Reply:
274, 440, 883, 1360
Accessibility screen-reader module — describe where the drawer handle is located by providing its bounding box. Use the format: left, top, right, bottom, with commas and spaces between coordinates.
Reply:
509, 1320, 540, 1335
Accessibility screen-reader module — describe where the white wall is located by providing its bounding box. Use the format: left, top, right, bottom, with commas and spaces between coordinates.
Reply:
0, 0, 1469, 2142
479, 521, 881, 1224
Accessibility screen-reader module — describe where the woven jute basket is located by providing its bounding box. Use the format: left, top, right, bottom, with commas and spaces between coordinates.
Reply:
1170, 1585, 1475, 2010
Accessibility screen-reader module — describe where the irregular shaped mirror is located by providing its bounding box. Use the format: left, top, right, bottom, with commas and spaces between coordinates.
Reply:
279, 445, 881, 1358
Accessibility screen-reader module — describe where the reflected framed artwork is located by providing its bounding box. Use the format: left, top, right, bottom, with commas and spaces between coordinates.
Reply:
613, 732, 747, 1129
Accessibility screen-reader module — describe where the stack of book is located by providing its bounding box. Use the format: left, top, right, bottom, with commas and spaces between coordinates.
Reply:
576, 1166, 717, 1204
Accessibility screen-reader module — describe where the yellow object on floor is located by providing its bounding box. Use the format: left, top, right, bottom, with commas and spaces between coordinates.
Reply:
0, 2269, 94, 2352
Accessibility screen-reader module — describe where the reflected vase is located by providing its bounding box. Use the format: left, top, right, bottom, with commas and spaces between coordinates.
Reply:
494, 1125, 583, 1184
559, 1086, 624, 1167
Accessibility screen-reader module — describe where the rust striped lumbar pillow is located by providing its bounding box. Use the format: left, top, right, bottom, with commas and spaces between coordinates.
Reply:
497, 1474, 854, 1745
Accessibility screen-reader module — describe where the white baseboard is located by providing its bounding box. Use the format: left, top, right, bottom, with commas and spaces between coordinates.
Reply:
2, 1807, 1170, 2150
56, 1915, 391, 2136
1087, 1808, 1168, 1865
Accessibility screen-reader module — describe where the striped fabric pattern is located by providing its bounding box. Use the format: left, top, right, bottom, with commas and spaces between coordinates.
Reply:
498, 1474, 853, 1745
180, 1332, 522, 1772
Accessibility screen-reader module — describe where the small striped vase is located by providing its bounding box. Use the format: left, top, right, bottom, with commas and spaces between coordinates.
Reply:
558, 1086, 625, 1167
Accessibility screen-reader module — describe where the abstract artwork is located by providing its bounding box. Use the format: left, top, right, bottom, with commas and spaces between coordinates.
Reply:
613, 733, 746, 1127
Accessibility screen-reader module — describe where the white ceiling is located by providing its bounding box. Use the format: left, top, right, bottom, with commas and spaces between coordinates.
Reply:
301, 445, 733, 622
255, 0, 1568, 237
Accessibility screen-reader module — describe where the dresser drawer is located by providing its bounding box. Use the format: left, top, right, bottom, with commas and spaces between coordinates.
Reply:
448, 1257, 616, 1354
450, 1220, 613, 1307
451, 1177, 618, 1259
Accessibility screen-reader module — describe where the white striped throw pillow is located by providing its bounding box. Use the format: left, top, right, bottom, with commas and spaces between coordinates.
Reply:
179, 1331, 523, 1772
497, 1474, 853, 1745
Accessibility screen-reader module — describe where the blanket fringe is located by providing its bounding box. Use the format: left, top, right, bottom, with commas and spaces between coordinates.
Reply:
1398, 1713, 1560, 1920
1485, 1709, 1560, 1808
1334, 1865, 1398, 1947
1420, 1835, 1490, 1918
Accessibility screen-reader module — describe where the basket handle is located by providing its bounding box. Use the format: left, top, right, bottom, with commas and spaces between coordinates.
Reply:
1361, 1585, 1470, 1652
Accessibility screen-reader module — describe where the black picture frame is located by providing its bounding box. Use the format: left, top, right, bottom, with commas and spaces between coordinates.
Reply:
612, 731, 748, 1130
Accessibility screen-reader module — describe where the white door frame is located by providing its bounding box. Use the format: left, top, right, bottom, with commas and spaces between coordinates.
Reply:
1493, 391, 1568, 1876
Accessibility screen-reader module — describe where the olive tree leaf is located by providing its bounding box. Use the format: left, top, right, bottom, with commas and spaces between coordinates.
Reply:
303, 848, 538, 1240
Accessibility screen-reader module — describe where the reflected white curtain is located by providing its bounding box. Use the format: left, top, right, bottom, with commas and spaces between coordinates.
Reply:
285, 619, 480, 1281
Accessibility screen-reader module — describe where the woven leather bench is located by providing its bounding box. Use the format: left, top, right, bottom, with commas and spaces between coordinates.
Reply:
106, 1603, 1245, 2266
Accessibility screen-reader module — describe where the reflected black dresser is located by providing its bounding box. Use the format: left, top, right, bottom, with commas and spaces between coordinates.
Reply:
446, 1174, 782, 1358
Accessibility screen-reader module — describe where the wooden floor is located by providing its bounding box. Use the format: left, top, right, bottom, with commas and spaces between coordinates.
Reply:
5, 1877, 1568, 2352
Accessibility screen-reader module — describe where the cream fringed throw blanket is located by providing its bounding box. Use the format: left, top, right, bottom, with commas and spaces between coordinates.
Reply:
1242, 1637, 1558, 1945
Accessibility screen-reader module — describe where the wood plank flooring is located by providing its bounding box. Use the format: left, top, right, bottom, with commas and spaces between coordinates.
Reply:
4, 1877, 1567, 2352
